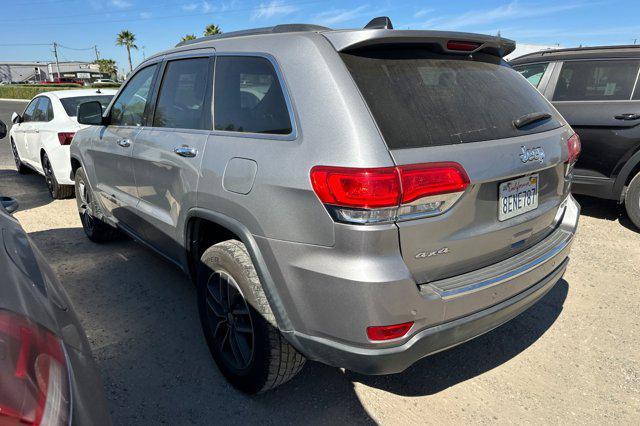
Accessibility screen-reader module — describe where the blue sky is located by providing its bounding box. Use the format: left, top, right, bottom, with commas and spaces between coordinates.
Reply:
1, 0, 639, 74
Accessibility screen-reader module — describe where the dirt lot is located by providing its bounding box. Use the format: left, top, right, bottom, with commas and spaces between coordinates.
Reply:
1, 100, 639, 425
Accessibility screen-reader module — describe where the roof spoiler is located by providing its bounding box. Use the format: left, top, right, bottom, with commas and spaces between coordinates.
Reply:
323, 30, 516, 58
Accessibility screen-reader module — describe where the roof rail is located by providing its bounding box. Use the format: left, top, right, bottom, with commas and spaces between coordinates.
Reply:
176, 24, 331, 47
514, 44, 640, 60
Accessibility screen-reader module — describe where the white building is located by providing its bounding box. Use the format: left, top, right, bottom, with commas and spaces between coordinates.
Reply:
0, 61, 108, 83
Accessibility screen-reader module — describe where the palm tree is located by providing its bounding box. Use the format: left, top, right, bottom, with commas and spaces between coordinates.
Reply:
181, 34, 197, 42
204, 24, 222, 36
116, 30, 138, 74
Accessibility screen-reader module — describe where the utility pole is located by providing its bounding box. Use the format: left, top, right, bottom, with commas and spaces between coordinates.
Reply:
52, 42, 61, 80
94, 45, 100, 61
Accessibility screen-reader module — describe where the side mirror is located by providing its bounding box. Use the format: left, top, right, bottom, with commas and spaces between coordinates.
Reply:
77, 101, 104, 125
0, 120, 6, 139
11, 112, 21, 124
1, 196, 19, 214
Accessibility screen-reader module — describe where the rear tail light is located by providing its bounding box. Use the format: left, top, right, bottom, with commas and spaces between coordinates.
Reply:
310, 162, 469, 224
566, 133, 581, 164
0, 310, 70, 426
367, 321, 414, 341
57, 132, 75, 146
446, 40, 481, 52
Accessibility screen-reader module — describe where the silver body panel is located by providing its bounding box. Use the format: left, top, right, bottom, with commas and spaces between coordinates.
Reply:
70, 28, 580, 373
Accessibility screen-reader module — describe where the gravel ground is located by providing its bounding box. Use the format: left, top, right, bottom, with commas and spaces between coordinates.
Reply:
1, 100, 639, 425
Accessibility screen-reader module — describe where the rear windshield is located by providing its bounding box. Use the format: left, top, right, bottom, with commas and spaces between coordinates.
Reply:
341, 48, 561, 149
60, 95, 114, 117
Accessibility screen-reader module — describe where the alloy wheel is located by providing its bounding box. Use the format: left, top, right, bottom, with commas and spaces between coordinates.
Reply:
42, 155, 54, 195
11, 140, 21, 170
77, 179, 95, 232
205, 271, 255, 371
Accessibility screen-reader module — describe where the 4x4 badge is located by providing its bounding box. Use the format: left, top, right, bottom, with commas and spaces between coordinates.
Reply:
520, 146, 545, 164
415, 247, 450, 259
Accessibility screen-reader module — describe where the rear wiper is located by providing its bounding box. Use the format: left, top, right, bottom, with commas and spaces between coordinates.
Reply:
513, 112, 552, 129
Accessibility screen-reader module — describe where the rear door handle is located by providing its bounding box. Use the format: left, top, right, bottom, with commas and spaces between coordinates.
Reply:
174, 146, 197, 158
34, 129, 39, 133
614, 113, 640, 120
117, 139, 131, 148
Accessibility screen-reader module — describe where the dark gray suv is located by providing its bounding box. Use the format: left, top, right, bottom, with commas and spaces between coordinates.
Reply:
70, 19, 580, 393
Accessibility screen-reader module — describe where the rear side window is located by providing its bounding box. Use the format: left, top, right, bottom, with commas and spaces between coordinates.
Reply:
214, 56, 292, 135
513, 63, 549, 87
553, 60, 640, 101
153, 58, 211, 130
61, 96, 113, 117
110, 64, 157, 126
341, 48, 560, 149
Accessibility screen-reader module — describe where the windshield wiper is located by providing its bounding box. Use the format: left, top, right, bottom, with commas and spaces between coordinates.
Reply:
513, 112, 552, 129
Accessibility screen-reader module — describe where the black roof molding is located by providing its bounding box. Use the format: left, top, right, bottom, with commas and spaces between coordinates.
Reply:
364, 17, 394, 30
176, 24, 331, 47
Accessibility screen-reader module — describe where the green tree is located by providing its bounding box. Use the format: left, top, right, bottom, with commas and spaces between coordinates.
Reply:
115, 30, 138, 74
204, 24, 222, 36
181, 34, 197, 42
95, 59, 117, 79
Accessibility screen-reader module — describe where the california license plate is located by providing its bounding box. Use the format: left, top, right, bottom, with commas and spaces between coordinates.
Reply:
498, 174, 539, 221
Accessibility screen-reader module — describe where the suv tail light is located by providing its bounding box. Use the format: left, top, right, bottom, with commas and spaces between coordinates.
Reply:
566, 133, 581, 164
310, 162, 469, 224
0, 310, 70, 426
57, 132, 75, 146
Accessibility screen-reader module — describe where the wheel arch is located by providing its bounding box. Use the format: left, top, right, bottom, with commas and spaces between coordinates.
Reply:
70, 155, 82, 180
613, 149, 640, 201
185, 208, 294, 332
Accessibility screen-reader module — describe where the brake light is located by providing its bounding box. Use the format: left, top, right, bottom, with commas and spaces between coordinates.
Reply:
310, 166, 400, 209
399, 162, 469, 203
57, 132, 75, 146
310, 163, 469, 224
0, 310, 70, 426
446, 40, 481, 52
367, 321, 414, 341
566, 133, 581, 164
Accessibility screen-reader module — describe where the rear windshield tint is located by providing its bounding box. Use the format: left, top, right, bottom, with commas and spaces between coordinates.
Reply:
341, 48, 561, 149
60, 95, 113, 116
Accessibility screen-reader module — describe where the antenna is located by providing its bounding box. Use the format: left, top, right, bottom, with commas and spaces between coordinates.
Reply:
364, 17, 394, 30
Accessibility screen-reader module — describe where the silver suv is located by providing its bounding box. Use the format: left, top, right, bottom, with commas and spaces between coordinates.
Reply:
70, 18, 580, 393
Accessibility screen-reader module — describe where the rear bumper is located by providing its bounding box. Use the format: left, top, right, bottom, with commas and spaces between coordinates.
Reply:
275, 196, 579, 374
290, 258, 567, 374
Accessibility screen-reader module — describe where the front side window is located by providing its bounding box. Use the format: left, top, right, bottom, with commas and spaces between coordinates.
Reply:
22, 98, 39, 122
153, 58, 210, 130
110, 64, 157, 126
553, 60, 640, 101
32, 97, 52, 122
214, 56, 292, 135
514, 63, 549, 87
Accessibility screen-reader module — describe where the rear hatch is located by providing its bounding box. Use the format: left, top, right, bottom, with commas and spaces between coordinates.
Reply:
337, 38, 572, 283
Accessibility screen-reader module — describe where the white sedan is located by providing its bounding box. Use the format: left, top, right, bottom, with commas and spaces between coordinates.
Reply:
9, 89, 116, 199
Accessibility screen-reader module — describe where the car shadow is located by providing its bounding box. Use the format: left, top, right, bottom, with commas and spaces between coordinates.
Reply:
573, 194, 637, 232
0, 167, 54, 211
27, 226, 568, 425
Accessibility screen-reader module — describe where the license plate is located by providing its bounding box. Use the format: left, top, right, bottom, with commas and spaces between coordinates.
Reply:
498, 174, 539, 221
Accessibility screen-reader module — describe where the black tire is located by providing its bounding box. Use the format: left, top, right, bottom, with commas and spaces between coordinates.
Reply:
11, 138, 30, 175
198, 240, 305, 394
42, 152, 74, 199
74, 167, 119, 243
625, 172, 640, 229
